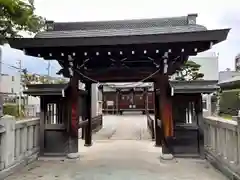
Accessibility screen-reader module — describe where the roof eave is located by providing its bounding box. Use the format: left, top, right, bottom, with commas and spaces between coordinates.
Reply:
7, 29, 230, 50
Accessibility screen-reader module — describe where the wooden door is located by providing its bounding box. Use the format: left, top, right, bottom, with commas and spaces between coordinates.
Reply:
134, 92, 145, 110
172, 94, 201, 156
119, 93, 132, 110
43, 97, 69, 156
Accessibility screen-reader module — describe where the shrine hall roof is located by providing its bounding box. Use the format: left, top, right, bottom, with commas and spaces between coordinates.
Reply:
103, 80, 219, 94
35, 14, 207, 38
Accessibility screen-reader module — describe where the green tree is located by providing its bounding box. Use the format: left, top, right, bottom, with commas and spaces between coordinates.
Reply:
22, 69, 68, 85
21, 68, 38, 86
174, 60, 204, 81
39, 75, 51, 84
0, 0, 45, 42
22, 69, 50, 85
55, 78, 68, 84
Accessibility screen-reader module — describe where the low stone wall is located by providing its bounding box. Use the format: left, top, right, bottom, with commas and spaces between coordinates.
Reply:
0, 116, 40, 179
204, 116, 240, 180
147, 113, 155, 140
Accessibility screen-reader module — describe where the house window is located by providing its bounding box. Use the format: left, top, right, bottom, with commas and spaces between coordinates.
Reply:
11, 88, 14, 93
12, 76, 14, 81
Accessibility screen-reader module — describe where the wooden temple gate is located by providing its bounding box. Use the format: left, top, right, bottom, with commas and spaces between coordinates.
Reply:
8, 14, 229, 157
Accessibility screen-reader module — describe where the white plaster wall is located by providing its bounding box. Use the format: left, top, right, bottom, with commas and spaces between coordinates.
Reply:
26, 96, 40, 112
91, 83, 102, 117
27, 96, 40, 105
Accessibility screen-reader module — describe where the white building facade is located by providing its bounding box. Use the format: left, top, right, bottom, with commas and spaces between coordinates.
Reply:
171, 51, 219, 81
1, 74, 21, 95
189, 51, 219, 81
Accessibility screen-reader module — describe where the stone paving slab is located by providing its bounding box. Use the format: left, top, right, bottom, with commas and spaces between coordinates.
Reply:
5, 140, 227, 180
4, 114, 228, 180
93, 114, 151, 140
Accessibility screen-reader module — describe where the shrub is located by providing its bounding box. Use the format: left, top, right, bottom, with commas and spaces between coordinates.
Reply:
219, 89, 240, 116
3, 104, 25, 117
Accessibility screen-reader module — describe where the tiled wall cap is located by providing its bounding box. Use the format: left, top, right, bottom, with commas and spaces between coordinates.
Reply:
187, 14, 198, 25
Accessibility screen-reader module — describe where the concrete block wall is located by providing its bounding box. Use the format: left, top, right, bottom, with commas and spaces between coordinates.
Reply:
0, 116, 40, 179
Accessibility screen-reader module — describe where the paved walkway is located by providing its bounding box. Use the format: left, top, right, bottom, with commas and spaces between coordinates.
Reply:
93, 113, 151, 140
5, 114, 227, 180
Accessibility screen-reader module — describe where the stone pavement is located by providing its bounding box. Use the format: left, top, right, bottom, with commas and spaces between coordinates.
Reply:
93, 113, 152, 140
5, 114, 228, 180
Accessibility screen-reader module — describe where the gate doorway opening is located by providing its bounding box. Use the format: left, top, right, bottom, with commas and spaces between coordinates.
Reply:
102, 83, 154, 115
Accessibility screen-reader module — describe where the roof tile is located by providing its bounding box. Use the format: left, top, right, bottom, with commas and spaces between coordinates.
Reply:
35, 15, 207, 38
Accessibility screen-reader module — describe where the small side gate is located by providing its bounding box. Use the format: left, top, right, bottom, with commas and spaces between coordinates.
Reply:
155, 80, 218, 157
24, 83, 87, 156
172, 94, 203, 156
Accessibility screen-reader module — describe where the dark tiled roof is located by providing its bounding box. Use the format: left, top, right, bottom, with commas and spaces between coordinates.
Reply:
23, 84, 69, 96
35, 14, 207, 38
170, 80, 219, 93
52, 16, 190, 31
24, 83, 87, 96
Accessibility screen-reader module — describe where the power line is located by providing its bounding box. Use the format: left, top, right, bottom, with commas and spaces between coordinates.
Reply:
1, 60, 157, 90
0, 61, 57, 77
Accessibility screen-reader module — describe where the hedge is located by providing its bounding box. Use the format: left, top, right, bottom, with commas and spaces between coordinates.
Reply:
3, 104, 25, 117
219, 89, 240, 116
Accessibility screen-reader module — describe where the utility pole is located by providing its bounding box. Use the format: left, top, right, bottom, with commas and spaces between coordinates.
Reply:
0, 46, 3, 117
17, 59, 22, 117
46, 60, 50, 83
47, 60, 50, 76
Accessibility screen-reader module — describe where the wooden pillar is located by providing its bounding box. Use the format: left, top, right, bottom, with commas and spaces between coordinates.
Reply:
81, 94, 86, 140
143, 88, 147, 114
159, 76, 174, 154
39, 97, 45, 156
119, 90, 123, 115
84, 82, 92, 146
195, 94, 204, 158
146, 89, 149, 112
154, 82, 161, 146
116, 89, 120, 115
69, 75, 79, 154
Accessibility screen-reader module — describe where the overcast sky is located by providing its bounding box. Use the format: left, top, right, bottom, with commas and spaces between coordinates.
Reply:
2, 0, 240, 76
